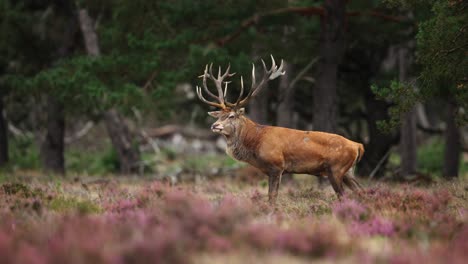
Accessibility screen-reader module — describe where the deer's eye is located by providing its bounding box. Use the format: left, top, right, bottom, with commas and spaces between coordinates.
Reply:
228, 115, 235, 119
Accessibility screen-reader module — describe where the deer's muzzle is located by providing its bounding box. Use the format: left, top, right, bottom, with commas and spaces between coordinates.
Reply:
211, 123, 223, 133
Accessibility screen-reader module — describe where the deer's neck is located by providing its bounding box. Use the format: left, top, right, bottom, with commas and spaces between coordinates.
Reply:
225, 117, 264, 162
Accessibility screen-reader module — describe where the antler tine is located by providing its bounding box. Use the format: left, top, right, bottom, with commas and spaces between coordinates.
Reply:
196, 56, 285, 110
252, 63, 256, 87
219, 63, 237, 100
196, 62, 240, 109
199, 64, 219, 100
270, 54, 276, 71
235, 55, 286, 107
251, 56, 285, 97
223, 81, 231, 97
196, 85, 225, 108
222, 63, 236, 78
235, 75, 245, 105
250, 59, 269, 98
269, 56, 285, 80
235, 60, 267, 106
207, 64, 225, 105
194, 63, 227, 109
223, 63, 244, 107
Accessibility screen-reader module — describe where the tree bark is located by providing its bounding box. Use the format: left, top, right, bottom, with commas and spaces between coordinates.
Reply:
78, 8, 141, 174
248, 93, 269, 125
276, 61, 295, 128
443, 99, 460, 178
104, 109, 140, 174
398, 46, 417, 177
0, 93, 8, 166
40, 96, 65, 174
37, 2, 77, 174
247, 56, 269, 125
400, 108, 417, 176
78, 9, 100, 57
313, 0, 346, 133
360, 88, 400, 177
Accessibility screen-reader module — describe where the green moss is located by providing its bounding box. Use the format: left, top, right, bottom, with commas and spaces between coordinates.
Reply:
49, 196, 102, 214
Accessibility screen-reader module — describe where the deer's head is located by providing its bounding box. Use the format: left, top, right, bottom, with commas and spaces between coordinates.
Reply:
196, 55, 285, 137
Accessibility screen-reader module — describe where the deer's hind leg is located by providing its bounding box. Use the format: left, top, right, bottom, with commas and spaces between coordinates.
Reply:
327, 166, 344, 199
343, 167, 364, 193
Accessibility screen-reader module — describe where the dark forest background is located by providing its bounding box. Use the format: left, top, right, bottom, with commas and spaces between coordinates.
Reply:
0, 0, 466, 181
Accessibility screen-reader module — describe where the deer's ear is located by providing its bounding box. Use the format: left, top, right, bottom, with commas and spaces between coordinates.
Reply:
208, 111, 222, 118
237, 108, 245, 115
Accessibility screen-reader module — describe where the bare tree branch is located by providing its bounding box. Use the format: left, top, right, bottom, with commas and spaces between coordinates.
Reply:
78, 9, 100, 57
65, 121, 94, 144
216, 7, 407, 46
369, 149, 391, 180
277, 57, 319, 103
142, 70, 159, 91
290, 57, 319, 89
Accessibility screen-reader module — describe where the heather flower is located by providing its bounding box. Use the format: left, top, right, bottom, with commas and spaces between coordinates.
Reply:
333, 198, 369, 222
0, 177, 463, 263
250, 189, 263, 202
350, 216, 395, 237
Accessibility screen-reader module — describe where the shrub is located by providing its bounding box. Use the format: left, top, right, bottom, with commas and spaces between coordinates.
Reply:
8, 137, 40, 170
417, 137, 445, 177
66, 146, 120, 174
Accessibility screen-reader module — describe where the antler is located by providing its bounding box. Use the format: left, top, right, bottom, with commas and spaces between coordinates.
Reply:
235, 55, 285, 108
196, 55, 285, 109
196, 63, 236, 109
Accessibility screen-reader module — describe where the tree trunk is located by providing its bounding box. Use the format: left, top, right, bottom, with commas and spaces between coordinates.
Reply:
37, 2, 77, 175
276, 61, 295, 128
443, 99, 460, 178
248, 93, 268, 124
314, 0, 346, 185
40, 96, 65, 174
104, 109, 141, 174
360, 88, 400, 177
78, 8, 141, 174
398, 46, 417, 177
0, 93, 8, 166
313, 0, 346, 133
248, 57, 269, 124
400, 108, 417, 176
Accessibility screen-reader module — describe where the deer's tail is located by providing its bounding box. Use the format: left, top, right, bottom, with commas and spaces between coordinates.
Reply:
356, 143, 365, 162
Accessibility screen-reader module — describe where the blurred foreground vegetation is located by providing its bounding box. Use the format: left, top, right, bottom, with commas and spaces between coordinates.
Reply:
0, 172, 467, 263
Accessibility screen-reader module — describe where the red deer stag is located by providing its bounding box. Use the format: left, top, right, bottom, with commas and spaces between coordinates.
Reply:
196, 56, 364, 203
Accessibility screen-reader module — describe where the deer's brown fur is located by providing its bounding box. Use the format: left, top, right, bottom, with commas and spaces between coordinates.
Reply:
196, 56, 364, 203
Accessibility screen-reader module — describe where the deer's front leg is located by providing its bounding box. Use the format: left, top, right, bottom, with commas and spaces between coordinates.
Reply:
267, 169, 283, 204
